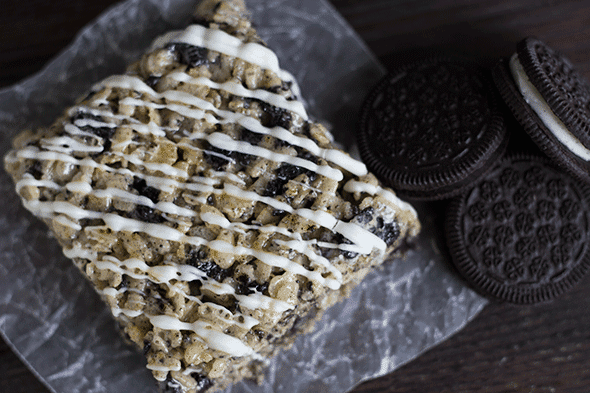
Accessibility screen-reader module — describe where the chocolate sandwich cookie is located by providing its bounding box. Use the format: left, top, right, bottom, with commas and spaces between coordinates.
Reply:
358, 58, 508, 200
446, 153, 590, 304
493, 37, 590, 184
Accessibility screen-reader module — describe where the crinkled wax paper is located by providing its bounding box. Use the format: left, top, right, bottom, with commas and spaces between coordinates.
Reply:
0, 0, 488, 392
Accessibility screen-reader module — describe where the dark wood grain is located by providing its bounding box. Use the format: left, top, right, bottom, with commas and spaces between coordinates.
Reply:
2, 0, 590, 392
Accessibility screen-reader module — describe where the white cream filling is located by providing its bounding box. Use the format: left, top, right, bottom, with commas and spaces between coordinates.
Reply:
509, 53, 590, 161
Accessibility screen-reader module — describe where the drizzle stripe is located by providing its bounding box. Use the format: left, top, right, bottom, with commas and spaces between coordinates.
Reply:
168, 71, 308, 120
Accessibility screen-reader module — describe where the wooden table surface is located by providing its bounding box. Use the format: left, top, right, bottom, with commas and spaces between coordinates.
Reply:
2, 0, 590, 392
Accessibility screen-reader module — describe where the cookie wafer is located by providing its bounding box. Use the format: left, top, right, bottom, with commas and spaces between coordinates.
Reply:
446, 153, 590, 304
358, 58, 508, 200
493, 37, 590, 183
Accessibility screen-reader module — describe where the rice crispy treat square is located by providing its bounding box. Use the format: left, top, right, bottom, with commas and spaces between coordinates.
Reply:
3, 1, 420, 392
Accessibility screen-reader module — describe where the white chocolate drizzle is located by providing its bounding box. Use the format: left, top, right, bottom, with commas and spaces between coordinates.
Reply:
163, 24, 296, 92
343, 179, 418, 217
149, 314, 255, 357
167, 71, 308, 120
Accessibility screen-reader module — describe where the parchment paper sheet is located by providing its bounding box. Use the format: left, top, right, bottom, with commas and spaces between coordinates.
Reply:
0, 1, 488, 392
